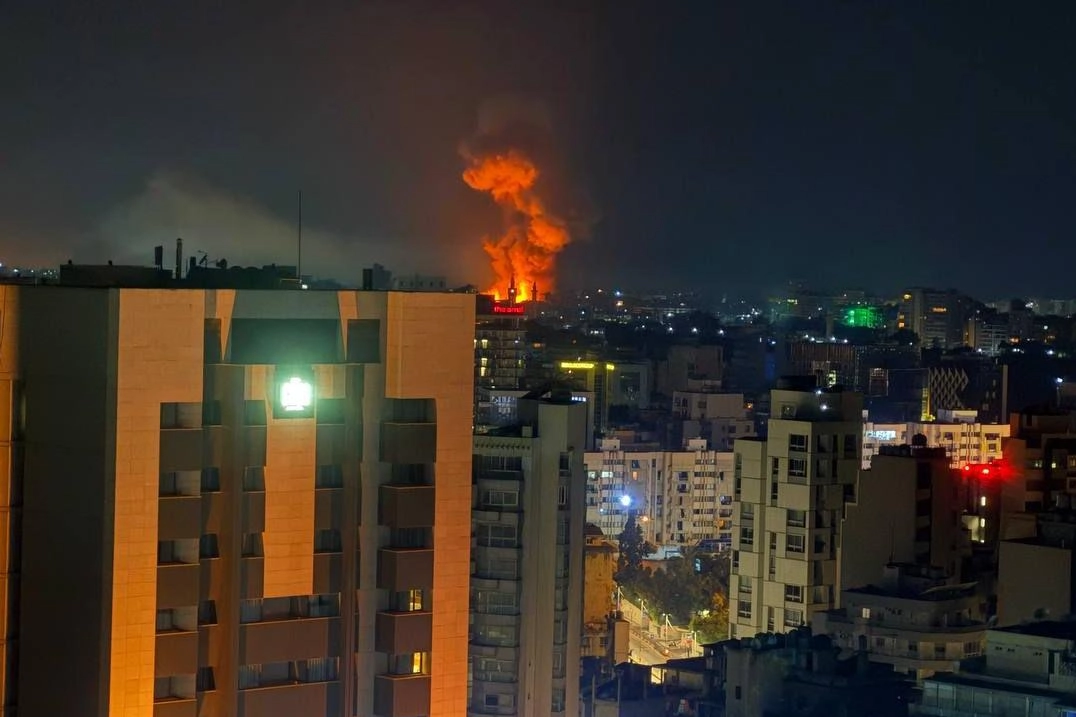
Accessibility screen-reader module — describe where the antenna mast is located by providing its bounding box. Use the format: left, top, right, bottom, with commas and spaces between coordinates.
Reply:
297, 190, 303, 282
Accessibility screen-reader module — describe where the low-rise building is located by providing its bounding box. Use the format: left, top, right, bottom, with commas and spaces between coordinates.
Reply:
815, 564, 987, 682
918, 621, 1076, 716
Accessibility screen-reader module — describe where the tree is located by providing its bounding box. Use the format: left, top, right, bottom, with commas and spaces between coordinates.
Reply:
690, 592, 730, 644
614, 514, 653, 595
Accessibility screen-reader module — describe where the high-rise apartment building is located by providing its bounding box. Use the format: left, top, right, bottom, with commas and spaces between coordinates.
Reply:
897, 288, 973, 349
0, 285, 474, 717
861, 412, 1009, 470
728, 382, 862, 639
583, 439, 735, 548
474, 295, 527, 428
469, 396, 586, 717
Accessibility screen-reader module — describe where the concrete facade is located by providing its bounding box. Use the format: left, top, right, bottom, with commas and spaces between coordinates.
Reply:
2, 286, 475, 717
729, 385, 862, 639
470, 399, 587, 717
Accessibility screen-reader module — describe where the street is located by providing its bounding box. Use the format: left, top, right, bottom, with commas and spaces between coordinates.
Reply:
619, 597, 699, 665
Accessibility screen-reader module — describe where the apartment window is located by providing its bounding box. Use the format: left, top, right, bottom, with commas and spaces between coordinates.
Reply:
196, 666, 216, 692
481, 489, 519, 509
242, 467, 265, 491
161, 402, 202, 429
789, 434, 808, 451
477, 522, 518, 548
739, 527, 754, 548
159, 470, 200, 497
769, 532, 778, 550
738, 577, 752, 595
786, 534, 806, 554
732, 550, 739, 569
474, 589, 519, 615
770, 481, 779, 503
293, 594, 340, 618
244, 399, 267, 426
314, 529, 342, 553
741, 503, 754, 519
198, 600, 218, 625
556, 515, 569, 545
389, 652, 429, 675
242, 533, 264, 557
844, 434, 857, 458
391, 527, 430, 548
158, 539, 198, 565
240, 599, 264, 624
737, 602, 752, 618
154, 675, 195, 702
552, 688, 566, 713
783, 609, 803, 627
199, 534, 220, 559
934, 643, 946, 658
200, 467, 221, 492
788, 458, 807, 478
156, 606, 196, 633
787, 509, 806, 528
784, 585, 803, 603
475, 623, 517, 647
316, 464, 344, 489
771, 457, 780, 478
392, 589, 425, 612
558, 485, 569, 507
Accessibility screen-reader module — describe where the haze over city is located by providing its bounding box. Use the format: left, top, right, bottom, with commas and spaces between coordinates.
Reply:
5, 2, 1076, 297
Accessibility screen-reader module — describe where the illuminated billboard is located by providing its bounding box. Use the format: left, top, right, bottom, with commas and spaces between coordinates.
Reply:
492, 304, 525, 315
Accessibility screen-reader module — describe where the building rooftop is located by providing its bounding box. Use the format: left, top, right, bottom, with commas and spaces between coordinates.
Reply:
992, 620, 1076, 641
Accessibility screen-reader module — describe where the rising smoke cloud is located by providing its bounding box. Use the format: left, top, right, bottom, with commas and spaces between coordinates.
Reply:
92, 170, 426, 280
460, 96, 592, 301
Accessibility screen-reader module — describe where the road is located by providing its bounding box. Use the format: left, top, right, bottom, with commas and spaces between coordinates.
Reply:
620, 597, 699, 665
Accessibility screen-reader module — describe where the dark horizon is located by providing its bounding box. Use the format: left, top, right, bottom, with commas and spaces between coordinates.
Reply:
4, 2, 1076, 298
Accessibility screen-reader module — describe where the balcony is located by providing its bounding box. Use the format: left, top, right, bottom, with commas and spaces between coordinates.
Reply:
155, 630, 198, 677
157, 564, 199, 609
158, 496, 202, 540
374, 674, 431, 717
378, 548, 433, 591
153, 699, 196, 717
375, 611, 433, 654
240, 616, 341, 664
380, 422, 436, 463
239, 681, 340, 716
379, 485, 435, 528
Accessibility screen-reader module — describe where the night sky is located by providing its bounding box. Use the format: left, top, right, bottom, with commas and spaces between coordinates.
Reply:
3, 1, 1076, 299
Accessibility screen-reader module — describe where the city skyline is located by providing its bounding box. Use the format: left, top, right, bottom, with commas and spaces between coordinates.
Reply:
4, 3, 1076, 297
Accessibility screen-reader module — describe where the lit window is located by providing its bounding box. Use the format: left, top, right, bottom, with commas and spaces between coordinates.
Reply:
980, 496, 987, 507
279, 377, 313, 412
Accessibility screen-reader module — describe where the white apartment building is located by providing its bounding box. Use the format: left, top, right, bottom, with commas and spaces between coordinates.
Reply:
583, 438, 735, 549
729, 384, 862, 639
814, 564, 986, 682
861, 410, 1009, 470
470, 397, 587, 717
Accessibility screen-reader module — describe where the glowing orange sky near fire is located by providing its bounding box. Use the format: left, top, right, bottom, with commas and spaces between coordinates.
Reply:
462, 150, 570, 302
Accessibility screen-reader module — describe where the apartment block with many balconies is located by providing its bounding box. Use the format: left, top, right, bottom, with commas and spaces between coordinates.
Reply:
728, 380, 862, 639
0, 285, 474, 717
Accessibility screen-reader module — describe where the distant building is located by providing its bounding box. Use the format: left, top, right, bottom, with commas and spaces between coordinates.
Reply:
582, 526, 619, 662
918, 621, 1076, 716
729, 380, 862, 639
897, 288, 974, 349
390, 274, 447, 291
584, 438, 735, 548
723, 628, 912, 717
997, 512, 1076, 626
842, 445, 969, 590
470, 397, 587, 717
815, 564, 986, 682
860, 411, 1009, 471
671, 391, 756, 451
656, 345, 725, 398
474, 294, 528, 428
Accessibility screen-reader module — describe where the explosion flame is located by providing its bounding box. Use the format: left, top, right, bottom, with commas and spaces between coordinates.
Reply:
462, 149, 571, 302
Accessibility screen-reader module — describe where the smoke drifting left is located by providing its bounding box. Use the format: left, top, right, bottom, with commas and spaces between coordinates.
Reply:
90, 170, 426, 279
461, 96, 595, 301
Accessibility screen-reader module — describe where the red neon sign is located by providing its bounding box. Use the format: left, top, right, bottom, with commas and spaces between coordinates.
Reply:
492, 305, 525, 315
